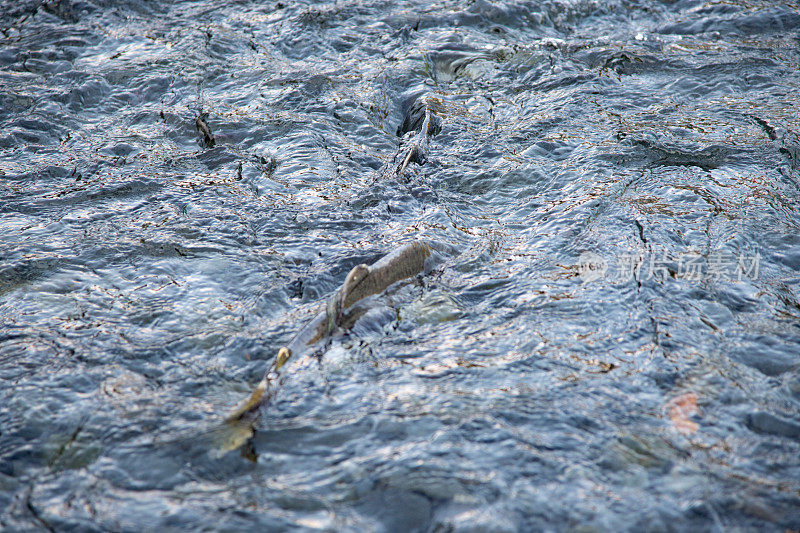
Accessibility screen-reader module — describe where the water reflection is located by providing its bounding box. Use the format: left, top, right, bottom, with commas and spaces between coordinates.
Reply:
1, 0, 799, 530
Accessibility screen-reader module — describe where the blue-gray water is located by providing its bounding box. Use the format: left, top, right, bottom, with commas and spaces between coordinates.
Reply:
2, 0, 800, 531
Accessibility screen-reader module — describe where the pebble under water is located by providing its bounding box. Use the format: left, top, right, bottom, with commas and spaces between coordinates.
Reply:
1, 0, 800, 530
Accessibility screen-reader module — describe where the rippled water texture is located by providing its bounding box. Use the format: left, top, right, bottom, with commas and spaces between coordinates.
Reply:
2, 0, 800, 530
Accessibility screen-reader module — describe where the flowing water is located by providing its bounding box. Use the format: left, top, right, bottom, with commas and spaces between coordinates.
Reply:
1, 0, 800, 530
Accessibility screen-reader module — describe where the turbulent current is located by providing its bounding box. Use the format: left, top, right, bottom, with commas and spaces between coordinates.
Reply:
1, 0, 799, 530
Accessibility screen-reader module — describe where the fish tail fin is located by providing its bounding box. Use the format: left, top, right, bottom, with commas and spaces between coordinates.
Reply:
211, 378, 268, 456
213, 418, 256, 456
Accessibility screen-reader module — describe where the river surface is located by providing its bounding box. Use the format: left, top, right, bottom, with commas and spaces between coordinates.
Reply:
2, 0, 800, 531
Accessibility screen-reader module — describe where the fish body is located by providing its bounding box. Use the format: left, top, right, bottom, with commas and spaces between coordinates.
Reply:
223, 241, 437, 441
393, 96, 441, 179
195, 112, 215, 147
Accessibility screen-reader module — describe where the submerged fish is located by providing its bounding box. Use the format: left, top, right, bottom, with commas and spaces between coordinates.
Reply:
195, 112, 215, 148
219, 240, 440, 453
392, 95, 442, 179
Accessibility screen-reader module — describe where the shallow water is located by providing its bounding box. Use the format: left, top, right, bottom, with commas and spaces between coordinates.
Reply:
1, 0, 800, 530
